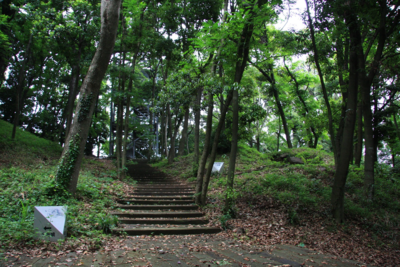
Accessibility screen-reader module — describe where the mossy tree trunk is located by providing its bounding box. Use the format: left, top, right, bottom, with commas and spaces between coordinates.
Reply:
55, 0, 121, 195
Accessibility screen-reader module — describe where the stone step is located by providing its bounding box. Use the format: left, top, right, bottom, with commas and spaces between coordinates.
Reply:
131, 191, 195, 195
116, 204, 198, 210
131, 192, 195, 196
124, 196, 193, 200
112, 226, 221, 235
133, 187, 194, 190
117, 199, 195, 205
136, 182, 184, 184
111, 211, 204, 218
118, 218, 209, 224
132, 190, 195, 194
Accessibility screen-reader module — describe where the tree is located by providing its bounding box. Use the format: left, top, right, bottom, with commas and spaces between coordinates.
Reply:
55, 0, 121, 195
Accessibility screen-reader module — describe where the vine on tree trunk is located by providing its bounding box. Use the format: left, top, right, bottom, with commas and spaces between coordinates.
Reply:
55, 133, 81, 190
78, 93, 94, 122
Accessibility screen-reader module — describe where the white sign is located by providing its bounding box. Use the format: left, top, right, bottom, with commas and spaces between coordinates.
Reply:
34, 206, 67, 242
212, 162, 224, 173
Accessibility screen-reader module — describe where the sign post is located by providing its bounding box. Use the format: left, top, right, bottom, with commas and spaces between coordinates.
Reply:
212, 162, 224, 173
34, 206, 67, 242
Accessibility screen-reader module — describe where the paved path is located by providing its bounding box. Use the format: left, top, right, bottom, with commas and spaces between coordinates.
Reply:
1, 235, 369, 267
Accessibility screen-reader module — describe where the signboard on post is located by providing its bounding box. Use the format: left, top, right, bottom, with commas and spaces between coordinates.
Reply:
34, 206, 67, 242
212, 162, 224, 173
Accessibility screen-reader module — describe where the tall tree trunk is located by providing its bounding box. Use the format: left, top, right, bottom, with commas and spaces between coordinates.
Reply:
122, 78, 133, 179
224, 88, 239, 214
178, 108, 189, 156
168, 115, 183, 164
283, 58, 318, 148
116, 74, 125, 179
55, 0, 121, 195
251, 63, 292, 149
12, 33, 32, 139
165, 104, 170, 158
201, 89, 234, 205
306, 0, 335, 163
222, 0, 257, 212
160, 111, 165, 156
192, 87, 202, 176
331, 6, 359, 222
394, 114, 400, 141
272, 82, 292, 149
195, 93, 213, 204
359, 3, 388, 200
354, 100, 363, 166
277, 116, 281, 151
61, 49, 82, 144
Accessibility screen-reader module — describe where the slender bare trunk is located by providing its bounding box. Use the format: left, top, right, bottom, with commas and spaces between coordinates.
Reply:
192, 87, 202, 176
195, 93, 213, 204
201, 90, 233, 205
331, 5, 359, 222
394, 114, 400, 141
354, 99, 363, 166
306, 0, 335, 163
165, 105, 170, 158
168, 115, 183, 164
224, 88, 239, 214
122, 78, 133, 179
12, 34, 32, 139
272, 82, 292, 149
178, 108, 189, 156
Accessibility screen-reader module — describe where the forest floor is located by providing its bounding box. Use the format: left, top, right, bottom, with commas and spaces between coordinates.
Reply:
153, 145, 400, 266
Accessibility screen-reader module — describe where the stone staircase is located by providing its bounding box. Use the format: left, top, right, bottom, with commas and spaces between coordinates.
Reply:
111, 160, 221, 235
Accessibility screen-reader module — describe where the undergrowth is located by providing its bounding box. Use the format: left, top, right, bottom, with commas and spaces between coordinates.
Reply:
155, 141, 400, 242
0, 120, 123, 249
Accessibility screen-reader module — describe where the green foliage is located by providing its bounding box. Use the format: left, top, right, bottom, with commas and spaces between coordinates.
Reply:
55, 134, 81, 191
0, 163, 121, 246
218, 213, 232, 230
270, 147, 334, 165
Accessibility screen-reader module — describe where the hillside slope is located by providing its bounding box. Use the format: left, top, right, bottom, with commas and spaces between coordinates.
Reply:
0, 119, 128, 250
0, 120, 62, 167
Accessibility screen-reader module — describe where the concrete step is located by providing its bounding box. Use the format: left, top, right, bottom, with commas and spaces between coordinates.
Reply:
123, 196, 193, 200
133, 187, 194, 190
118, 218, 209, 224
116, 204, 198, 210
111, 211, 204, 218
112, 226, 221, 235
133, 190, 195, 194
131, 192, 195, 196
117, 199, 195, 205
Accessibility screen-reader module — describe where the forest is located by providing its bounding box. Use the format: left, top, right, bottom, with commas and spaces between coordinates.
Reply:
1, 0, 400, 242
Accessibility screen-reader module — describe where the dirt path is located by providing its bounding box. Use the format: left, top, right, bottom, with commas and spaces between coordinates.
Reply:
1, 234, 370, 267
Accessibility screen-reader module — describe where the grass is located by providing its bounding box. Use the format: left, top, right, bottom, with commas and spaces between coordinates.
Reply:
0, 120, 62, 167
0, 119, 124, 249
